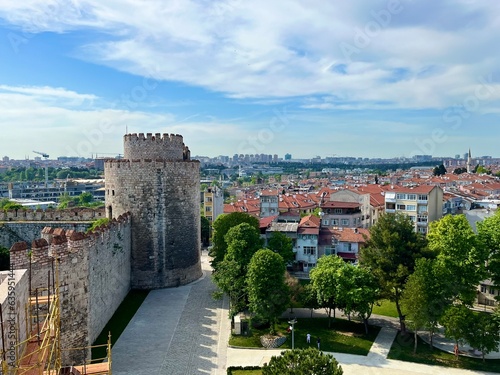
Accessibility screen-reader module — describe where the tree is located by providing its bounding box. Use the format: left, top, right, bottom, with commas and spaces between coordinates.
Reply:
440, 304, 475, 357
262, 348, 343, 375
267, 231, 295, 264
300, 283, 321, 318
453, 167, 467, 174
477, 210, 500, 291
466, 312, 500, 361
0, 246, 10, 271
247, 249, 289, 334
212, 223, 263, 316
210, 212, 259, 270
285, 272, 303, 313
339, 265, 379, 334
433, 164, 446, 176
78, 192, 93, 205
309, 255, 346, 328
359, 212, 429, 333
200, 216, 210, 247
428, 215, 488, 305
401, 258, 449, 352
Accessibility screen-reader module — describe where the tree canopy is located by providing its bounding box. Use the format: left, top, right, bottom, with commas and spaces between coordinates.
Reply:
210, 212, 260, 270
266, 231, 295, 264
428, 214, 488, 305
262, 348, 343, 375
477, 210, 500, 290
359, 212, 429, 332
247, 249, 289, 333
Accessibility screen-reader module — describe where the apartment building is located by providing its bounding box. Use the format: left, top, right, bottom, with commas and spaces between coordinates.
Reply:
384, 185, 443, 234
295, 215, 320, 272
203, 186, 224, 222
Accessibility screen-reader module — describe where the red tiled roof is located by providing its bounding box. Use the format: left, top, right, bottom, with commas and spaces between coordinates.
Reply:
333, 228, 370, 243
320, 201, 360, 209
259, 215, 278, 229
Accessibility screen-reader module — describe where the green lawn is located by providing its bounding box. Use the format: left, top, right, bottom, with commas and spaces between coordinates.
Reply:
372, 299, 399, 318
388, 332, 500, 373
229, 317, 380, 356
91, 289, 149, 360
232, 370, 262, 375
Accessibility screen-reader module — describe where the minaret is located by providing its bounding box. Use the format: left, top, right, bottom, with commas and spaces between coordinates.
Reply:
466, 148, 472, 173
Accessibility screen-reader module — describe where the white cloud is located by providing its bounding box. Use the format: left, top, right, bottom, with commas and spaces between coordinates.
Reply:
1, 0, 500, 111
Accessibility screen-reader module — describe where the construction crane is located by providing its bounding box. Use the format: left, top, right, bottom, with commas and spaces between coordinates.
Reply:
33, 150, 49, 187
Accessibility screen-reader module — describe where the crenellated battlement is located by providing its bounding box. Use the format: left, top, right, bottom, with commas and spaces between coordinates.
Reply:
123, 132, 188, 161
10, 213, 131, 269
0, 207, 105, 222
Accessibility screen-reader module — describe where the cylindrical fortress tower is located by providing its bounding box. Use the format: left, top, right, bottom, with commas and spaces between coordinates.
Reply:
105, 133, 201, 289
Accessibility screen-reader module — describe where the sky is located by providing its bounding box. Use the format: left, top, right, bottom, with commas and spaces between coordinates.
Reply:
0, 0, 500, 160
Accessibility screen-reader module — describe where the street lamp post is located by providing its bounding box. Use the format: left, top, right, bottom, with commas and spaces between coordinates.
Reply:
288, 318, 297, 349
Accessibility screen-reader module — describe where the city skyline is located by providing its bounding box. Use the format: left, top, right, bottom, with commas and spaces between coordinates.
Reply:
1, 1, 500, 160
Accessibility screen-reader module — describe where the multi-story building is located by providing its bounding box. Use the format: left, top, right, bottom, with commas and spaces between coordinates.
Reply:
319, 189, 371, 229
384, 185, 443, 234
295, 215, 320, 272
259, 190, 279, 218
203, 186, 224, 223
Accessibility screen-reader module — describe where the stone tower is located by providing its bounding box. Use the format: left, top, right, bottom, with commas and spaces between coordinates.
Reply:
467, 148, 472, 173
104, 133, 202, 289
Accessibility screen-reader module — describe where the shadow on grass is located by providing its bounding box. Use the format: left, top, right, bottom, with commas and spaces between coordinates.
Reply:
388, 332, 500, 373
91, 289, 149, 360
229, 317, 380, 356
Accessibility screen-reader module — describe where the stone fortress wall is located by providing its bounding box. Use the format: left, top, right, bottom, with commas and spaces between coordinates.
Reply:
105, 133, 201, 289
0, 208, 105, 249
9, 213, 131, 363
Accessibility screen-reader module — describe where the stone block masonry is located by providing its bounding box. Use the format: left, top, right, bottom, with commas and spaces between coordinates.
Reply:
105, 133, 202, 289
9, 213, 131, 365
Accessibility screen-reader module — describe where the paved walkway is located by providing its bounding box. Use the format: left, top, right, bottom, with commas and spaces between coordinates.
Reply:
112, 252, 499, 374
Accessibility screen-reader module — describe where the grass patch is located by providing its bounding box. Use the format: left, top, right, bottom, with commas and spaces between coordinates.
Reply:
229, 317, 380, 356
91, 289, 149, 360
232, 370, 262, 375
388, 332, 500, 373
372, 299, 399, 318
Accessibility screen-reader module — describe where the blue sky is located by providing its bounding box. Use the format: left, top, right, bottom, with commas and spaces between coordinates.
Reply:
0, 0, 499, 160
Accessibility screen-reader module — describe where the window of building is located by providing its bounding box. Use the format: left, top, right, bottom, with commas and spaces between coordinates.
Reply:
481, 285, 487, 293
303, 246, 315, 255
406, 205, 416, 211
322, 219, 329, 226
396, 204, 406, 210
386, 203, 395, 210
205, 206, 212, 212
341, 219, 349, 226
490, 288, 495, 295
332, 219, 339, 225
206, 216, 212, 221
418, 227, 427, 234
418, 194, 428, 201
418, 205, 428, 214
396, 193, 405, 199
308, 263, 316, 268
334, 208, 342, 214
409, 216, 416, 222
407, 194, 417, 200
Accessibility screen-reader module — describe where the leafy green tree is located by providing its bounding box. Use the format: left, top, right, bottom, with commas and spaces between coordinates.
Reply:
309, 255, 346, 328
440, 304, 475, 357
359, 212, 429, 333
225, 223, 263, 269
212, 223, 262, 316
0, 246, 10, 271
200, 216, 210, 247
0, 199, 23, 211
453, 167, 467, 174
477, 211, 500, 293
433, 164, 447, 176
247, 249, 289, 334
300, 283, 321, 318
210, 212, 260, 270
466, 312, 500, 361
428, 215, 488, 305
339, 265, 379, 334
78, 192, 93, 205
285, 272, 303, 313
401, 258, 449, 352
262, 348, 343, 375
267, 231, 295, 264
